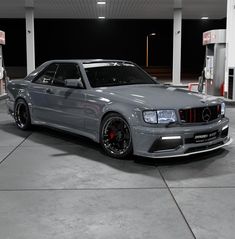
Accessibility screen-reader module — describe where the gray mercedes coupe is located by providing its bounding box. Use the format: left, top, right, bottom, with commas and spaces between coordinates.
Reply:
6, 60, 232, 159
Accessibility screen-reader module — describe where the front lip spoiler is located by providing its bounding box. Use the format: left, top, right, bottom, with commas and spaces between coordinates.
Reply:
140, 137, 233, 159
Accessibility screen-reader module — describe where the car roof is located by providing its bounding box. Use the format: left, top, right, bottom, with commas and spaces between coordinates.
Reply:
44, 59, 133, 65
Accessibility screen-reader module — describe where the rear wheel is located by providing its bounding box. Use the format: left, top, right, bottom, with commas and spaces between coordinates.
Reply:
100, 113, 133, 159
14, 99, 31, 130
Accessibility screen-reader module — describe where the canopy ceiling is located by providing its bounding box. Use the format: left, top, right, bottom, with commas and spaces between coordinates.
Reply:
0, 0, 227, 19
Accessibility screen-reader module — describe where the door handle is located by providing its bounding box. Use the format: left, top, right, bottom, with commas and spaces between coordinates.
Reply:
46, 88, 54, 94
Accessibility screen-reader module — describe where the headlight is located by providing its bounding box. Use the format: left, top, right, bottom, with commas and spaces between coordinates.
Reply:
143, 110, 177, 124
143, 111, 158, 124
221, 102, 225, 116
157, 110, 177, 123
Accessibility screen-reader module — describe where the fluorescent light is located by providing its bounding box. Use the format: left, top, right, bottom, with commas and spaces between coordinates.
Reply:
97, 1, 106, 4
149, 33, 156, 36
162, 136, 182, 140
201, 17, 209, 20
98, 16, 106, 19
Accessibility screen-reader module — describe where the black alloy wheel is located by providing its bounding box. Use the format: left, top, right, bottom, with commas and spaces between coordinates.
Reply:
14, 99, 31, 130
100, 113, 133, 159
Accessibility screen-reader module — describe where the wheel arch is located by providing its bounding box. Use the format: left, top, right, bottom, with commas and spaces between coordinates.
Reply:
14, 96, 31, 112
100, 102, 141, 126
15, 96, 28, 105
101, 111, 128, 124
14, 94, 32, 113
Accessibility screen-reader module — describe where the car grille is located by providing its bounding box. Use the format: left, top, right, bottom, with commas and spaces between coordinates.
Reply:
179, 105, 221, 123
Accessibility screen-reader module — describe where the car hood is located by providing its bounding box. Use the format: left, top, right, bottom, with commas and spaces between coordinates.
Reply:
98, 84, 222, 109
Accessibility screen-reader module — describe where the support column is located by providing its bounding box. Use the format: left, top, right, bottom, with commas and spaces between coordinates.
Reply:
172, 8, 182, 85
25, 7, 35, 75
0, 30, 5, 95
0, 45, 3, 79
225, 0, 235, 99
146, 35, 149, 67
0, 45, 3, 95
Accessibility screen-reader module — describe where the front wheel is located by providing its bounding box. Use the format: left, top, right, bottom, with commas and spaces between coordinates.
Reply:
14, 99, 31, 130
100, 113, 133, 159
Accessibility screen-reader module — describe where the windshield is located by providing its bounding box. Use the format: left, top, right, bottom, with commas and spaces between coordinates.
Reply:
83, 62, 157, 88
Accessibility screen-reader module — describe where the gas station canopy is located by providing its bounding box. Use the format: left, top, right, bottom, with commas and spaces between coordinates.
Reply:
0, 0, 227, 19
1, 0, 234, 99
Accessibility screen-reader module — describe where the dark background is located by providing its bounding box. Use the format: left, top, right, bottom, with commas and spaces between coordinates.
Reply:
0, 18, 226, 76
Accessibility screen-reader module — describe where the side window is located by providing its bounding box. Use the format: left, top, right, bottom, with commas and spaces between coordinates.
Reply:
53, 64, 82, 87
34, 64, 58, 85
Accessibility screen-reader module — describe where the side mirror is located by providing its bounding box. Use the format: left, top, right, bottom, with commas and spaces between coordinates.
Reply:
65, 78, 84, 89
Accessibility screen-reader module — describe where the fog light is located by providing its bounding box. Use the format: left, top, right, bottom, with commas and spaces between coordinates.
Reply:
221, 125, 229, 138
162, 136, 182, 140
149, 136, 183, 152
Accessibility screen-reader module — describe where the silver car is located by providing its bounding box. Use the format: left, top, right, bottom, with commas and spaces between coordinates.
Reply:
6, 60, 232, 159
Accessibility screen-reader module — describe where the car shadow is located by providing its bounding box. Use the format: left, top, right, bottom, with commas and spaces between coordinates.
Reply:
1, 123, 160, 178
0, 121, 229, 167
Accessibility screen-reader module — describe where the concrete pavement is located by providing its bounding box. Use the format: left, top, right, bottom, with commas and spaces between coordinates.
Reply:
0, 99, 235, 239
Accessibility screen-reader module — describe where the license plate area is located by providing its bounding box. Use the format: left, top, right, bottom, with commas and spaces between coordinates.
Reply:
194, 130, 219, 143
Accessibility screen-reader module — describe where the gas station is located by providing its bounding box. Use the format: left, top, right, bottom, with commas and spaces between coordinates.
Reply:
0, 1, 235, 239
0, 30, 5, 96
0, 1, 235, 100
202, 29, 226, 96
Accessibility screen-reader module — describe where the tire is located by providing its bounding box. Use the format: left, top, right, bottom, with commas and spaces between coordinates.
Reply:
14, 99, 31, 130
100, 113, 133, 159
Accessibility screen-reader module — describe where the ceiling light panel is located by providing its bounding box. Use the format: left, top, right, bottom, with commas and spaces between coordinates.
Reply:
0, 0, 227, 19
97, 1, 106, 5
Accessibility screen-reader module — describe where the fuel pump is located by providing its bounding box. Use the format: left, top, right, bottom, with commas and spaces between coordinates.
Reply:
0, 30, 6, 95
202, 29, 226, 96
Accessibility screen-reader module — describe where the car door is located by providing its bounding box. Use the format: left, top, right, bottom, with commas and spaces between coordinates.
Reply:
47, 63, 86, 130
29, 63, 59, 123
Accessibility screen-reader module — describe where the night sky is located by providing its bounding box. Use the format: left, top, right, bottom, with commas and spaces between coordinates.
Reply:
0, 18, 226, 75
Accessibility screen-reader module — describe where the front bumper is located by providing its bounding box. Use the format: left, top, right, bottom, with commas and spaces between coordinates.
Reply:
132, 118, 232, 158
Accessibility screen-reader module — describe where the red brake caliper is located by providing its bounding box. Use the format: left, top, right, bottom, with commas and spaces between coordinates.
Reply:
108, 130, 116, 140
